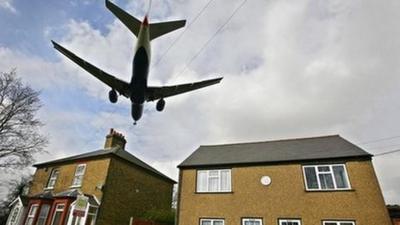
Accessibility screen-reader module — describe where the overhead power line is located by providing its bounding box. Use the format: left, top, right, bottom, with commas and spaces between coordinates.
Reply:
176, 0, 249, 78
373, 148, 400, 157
153, 0, 216, 67
357, 135, 400, 145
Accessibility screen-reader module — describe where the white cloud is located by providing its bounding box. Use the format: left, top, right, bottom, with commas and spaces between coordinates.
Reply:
0, 0, 16, 13
1, 0, 400, 204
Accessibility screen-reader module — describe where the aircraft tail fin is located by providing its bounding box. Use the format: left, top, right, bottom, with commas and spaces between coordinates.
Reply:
149, 20, 186, 40
106, 0, 141, 37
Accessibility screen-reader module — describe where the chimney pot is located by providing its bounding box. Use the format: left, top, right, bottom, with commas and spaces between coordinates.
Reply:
104, 128, 126, 150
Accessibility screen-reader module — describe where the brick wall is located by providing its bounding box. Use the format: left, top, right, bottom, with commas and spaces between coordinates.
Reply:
96, 156, 174, 225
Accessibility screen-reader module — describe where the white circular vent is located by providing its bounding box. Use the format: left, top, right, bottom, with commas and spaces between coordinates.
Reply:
260, 176, 271, 186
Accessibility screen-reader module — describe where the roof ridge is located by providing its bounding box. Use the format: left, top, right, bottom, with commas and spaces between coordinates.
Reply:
199, 134, 340, 148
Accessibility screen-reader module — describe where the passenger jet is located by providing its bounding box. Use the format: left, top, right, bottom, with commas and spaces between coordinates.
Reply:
51, 0, 222, 124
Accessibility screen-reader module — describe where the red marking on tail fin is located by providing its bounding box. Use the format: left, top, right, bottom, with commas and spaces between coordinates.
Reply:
143, 16, 149, 26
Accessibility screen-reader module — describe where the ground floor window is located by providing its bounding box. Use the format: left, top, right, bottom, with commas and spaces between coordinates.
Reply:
51, 204, 66, 225
200, 218, 224, 225
242, 218, 262, 225
36, 204, 51, 225
279, 219, 301, 225
323, 221, 355, 225
25, 204, 39, 225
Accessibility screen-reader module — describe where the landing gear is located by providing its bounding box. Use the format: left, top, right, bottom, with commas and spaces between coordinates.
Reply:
133, 121, 137, 125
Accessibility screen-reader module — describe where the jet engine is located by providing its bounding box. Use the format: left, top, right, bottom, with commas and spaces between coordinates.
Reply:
156, 98, 165, 111
108, 89, 118, 103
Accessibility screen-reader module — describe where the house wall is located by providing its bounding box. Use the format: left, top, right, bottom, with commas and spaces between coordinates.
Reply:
96, 156, 174, 225
178, 159, 391, 225
29, 157, 111, 201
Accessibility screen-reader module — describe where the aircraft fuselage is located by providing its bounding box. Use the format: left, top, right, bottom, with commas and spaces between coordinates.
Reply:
130, 17, 151, 122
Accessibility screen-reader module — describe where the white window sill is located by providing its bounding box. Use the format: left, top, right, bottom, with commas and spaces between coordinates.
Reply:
305, 188, 354, 192
44, 187, 54, 190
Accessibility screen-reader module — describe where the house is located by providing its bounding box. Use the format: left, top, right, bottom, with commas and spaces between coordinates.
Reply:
176, 135, 392, 225
388, 205, 400, 225
7, 129, 175, 225
5, 196, 29, 225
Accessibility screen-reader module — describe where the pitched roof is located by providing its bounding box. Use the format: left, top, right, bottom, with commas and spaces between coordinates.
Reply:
178, 135, 372, 168
34, 147, 175, 183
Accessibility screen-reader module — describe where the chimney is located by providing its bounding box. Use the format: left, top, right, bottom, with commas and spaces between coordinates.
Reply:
104, 128, 127, 150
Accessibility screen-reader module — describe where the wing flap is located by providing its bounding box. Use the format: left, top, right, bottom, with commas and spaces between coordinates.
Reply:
52, 40, 130, 97
146, 77, 223, 101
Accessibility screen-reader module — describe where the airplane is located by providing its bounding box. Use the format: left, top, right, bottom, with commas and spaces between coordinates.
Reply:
51, 0, 222, 125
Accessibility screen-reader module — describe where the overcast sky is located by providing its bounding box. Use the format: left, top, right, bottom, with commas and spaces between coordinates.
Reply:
0, 0, 399, 204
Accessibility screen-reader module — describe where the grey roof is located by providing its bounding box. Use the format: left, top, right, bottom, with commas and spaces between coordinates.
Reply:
179, 135, 372, 168
55, 190, 99, 206
31, 191, 53, 199
34, 147, 175, 183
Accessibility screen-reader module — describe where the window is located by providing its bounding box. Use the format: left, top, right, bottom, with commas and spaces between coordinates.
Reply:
303, 164, 350, 190
197, 169, 231, 192
36, 204, 50, 225
279, 219, 301, 225
50, 204, 65, 225
242, 218, 262, 225
323, 221, 355, 225
72, 164, 86, 187
24, 204, 38, 225
84, 206, 98, 225
200, 219, 224, 225
46, 169, 59, 189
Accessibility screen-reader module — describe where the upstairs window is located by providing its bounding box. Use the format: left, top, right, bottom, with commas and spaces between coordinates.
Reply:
46, 169, 59, 189
323, 221, 355, 225
71, 164, 86, 187
197, 169, 231, 192
303, 164, 350, 191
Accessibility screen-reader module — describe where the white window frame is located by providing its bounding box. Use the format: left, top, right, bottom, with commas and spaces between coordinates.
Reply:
200, 218, 225, 225
50, 204, 65, 225
71, 164, 86, 188
196, 169, 231, 193
279, 219, 302, 225
242, 218, 263, 225
302, 164, 351, 191
322, 221, 355, 225
24, 204, 39, 225
46, 169, 59, 189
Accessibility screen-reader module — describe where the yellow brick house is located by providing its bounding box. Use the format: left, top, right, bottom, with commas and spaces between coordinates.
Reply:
8, 129, 175, 225
176, 135, 392, 225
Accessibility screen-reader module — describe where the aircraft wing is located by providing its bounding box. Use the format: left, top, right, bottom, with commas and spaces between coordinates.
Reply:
145, 77, 223, 101
51, 40, 130, 98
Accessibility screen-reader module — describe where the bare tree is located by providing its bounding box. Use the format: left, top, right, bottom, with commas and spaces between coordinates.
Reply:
0, 70, 47, 170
